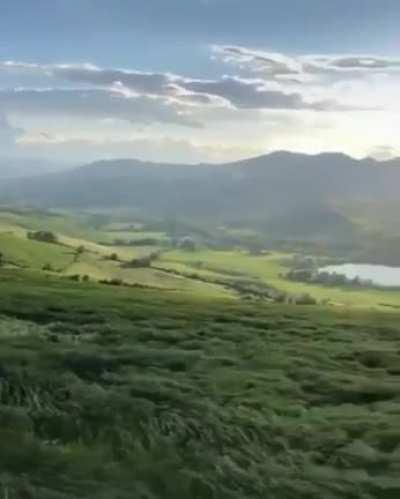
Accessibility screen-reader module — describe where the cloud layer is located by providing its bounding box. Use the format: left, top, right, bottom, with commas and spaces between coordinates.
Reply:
0, 88, 200, 128
0, 56, 342, 119
214, 45, 400, 81
0, 44, 399, 163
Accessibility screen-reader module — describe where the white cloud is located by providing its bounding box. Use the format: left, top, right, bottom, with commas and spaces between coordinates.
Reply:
0, 88, 201, 128
0, 45, 399, 163
182, 76, 336, 110
213, 45, 400, 81
0, 59, 342, 111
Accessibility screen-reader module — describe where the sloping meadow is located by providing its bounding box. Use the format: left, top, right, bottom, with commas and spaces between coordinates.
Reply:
0, 271, 399, 498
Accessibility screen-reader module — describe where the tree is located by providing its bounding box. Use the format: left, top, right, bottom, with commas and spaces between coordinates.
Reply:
27, 231, 58, 244
178, 236, 196, 252
294, 293, 317, 305
123, 251, 160, 269
74, 245, 85, 262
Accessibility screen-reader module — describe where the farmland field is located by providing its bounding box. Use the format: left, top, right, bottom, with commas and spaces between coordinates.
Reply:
2, 208, 400, 309
161, 250, 400, 309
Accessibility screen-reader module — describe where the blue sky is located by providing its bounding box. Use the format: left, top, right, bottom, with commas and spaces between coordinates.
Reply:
1, 0, 399, 164
2, 0, 399, 72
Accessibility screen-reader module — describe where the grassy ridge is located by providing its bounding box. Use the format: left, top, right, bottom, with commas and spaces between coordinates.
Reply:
0, 270, 399, 497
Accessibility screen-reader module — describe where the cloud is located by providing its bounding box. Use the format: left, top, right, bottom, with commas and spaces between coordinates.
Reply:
52, 65, 177, 96
315, 55, 400, 72
1, 61, 216, 104
3, 48, 399, 116
212, 46, 301, 78
0, 88, 201, 128
0, 59, 339, 111
1, 45, 398, 163
182, 76, 336, 110
213, 45, 400, 81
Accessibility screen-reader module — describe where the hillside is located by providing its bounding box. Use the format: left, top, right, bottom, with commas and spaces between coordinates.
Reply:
0, 208, 400, 498
0, 269, 400, 498
2, 207, 400, 309
2, 152, 399, 242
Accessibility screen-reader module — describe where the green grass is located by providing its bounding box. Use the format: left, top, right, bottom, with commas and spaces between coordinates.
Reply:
0, 232, 74, 270
64, 254, 235, 298
3, 203, 400, 310
0, 208, 99, 240
0, 269, 399, 497
0, 216, 231, 297
163, 249, 400, 309
1, 208, 400, 497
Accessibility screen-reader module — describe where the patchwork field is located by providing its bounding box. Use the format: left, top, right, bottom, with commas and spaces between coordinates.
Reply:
0, 211, 234, 298
161, 250, 400, 309
2, 208, 400, 309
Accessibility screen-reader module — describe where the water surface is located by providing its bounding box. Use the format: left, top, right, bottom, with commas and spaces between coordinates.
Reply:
320, 264, 400, 288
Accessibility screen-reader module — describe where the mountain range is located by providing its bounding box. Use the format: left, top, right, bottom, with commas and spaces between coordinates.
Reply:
1, 151, 399, 240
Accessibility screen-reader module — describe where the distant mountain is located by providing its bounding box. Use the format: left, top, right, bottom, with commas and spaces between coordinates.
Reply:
1, 151, 399, 240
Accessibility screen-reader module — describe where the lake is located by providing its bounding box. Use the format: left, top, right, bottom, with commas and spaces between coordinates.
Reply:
320, 263, 400, 288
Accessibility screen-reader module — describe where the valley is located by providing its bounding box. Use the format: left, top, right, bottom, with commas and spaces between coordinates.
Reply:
2, 207, 400, 309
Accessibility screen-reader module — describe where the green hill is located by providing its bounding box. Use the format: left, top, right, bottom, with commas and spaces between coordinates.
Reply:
0, 232, 74, 270
0, 270, 399, 498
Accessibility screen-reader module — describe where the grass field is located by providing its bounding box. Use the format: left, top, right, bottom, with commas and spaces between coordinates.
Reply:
0, 211, 233, 297
1, 208, 400, 497
0, 269, 399, 497
2, 206, 400, 310
0, 232, 75, 270
64, 254, 235, 298
162, 250, 400, 309
0, 208, 99, 240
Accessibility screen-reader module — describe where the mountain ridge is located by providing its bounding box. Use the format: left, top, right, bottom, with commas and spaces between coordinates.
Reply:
70, 150, 400, 172
1, 151, 399, 242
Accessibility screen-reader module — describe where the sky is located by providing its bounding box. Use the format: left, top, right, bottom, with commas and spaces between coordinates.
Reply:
1, 0, 400, 165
